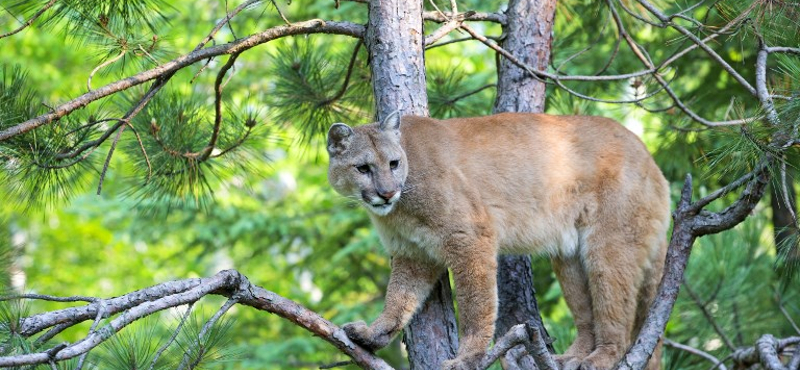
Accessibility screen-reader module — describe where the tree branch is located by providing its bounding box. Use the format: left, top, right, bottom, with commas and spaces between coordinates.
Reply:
0, 20, 365, 142
663, 338, 728, 370
0, 270, 394, 370
0, 0, 58, 39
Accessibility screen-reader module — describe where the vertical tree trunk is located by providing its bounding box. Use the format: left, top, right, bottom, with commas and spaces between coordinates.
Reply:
365, 1, 459, 368
492, 0, 558, 363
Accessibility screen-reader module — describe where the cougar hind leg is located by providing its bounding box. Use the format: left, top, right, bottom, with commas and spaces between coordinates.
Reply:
581, 229, 647, 370
552, 254, 595, 370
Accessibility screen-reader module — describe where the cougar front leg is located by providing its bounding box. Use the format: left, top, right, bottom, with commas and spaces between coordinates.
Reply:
343, 255, 444, 351
441, 233, 498, 370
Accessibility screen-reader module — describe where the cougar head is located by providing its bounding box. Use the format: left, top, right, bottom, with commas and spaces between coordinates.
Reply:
326, 112, 408, 216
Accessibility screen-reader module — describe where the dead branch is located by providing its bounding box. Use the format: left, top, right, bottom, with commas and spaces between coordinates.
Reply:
732, 336, 800, 369
0, 270, 393, 370
663, 339, 728, 370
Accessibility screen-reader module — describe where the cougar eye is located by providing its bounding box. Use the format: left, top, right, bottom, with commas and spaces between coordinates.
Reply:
355, 164, 371, 174
389, 160, 400, 170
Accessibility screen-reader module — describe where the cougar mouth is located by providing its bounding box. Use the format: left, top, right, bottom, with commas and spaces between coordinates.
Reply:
366, 200, 395, 216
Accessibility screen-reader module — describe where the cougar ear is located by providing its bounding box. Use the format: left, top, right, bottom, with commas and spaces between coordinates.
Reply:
379, 110, 402, 132
327, 123, 354, 155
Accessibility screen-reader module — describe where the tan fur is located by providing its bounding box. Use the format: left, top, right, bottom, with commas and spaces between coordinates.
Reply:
327, 113, 670, 370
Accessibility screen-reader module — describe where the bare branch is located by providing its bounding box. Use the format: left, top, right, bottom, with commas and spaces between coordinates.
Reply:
194, 0, 263, 52
423, 10, 506, 25
767, 47, 800, 55
732, 336, 800, 367
0, 294, 98, 303
0, 270, 394, 370
756, 45, 781, 126
474, 324, 529, 370
87, 50, 127, 92
316, 40, 363, 107
148, 303, 194, 370
634, 0, 757, 96
198, 52, 241, 161
663, 338, 728, 370
756, 335, 788, 370
777, 292, 800, 335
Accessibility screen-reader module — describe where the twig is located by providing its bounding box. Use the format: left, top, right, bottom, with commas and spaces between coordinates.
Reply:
223, 0, 238, 40
33, 323, 71, 349
319, 360, 353, 369
96, 123, 127, 194
689, 161, 767, 213
198, 52, 241, 161
0, 294, 98, 303
474, 325, 529, 370
178, 298, 238, 370
756, 44, 780, 126
733, 337, 800, 367
422, 10, 506, 25
75, 300, 107, 370
634, 0, 756, 96
442, 84, 496, 105
525, 324, 558, 370
148, 303, 194, 370
682, 282, 736, 351
194, 0, 262, 52
776, 291, 800, 335
766, 47, 800, 55
0, 0, 58, 39
87, 50, 127, 92
270, 0, 292, 25
316, 40, 363, 107
607, 0, 754, 127
664, 338, 728, 370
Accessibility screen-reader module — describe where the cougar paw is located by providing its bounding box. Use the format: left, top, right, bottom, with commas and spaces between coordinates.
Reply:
441, 352, 484, 370
579, 347, 619, 370
554, 354, 583, 370
342, 321, 390, 351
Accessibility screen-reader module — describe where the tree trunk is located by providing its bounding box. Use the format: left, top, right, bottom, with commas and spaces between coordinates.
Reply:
492, 0, 558, 361
365, 1, 459, 368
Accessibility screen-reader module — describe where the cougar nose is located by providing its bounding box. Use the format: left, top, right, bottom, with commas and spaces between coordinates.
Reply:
378, 190, 397, 202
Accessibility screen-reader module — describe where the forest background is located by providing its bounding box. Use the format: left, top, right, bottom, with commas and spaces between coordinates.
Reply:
0, 0, 798, 369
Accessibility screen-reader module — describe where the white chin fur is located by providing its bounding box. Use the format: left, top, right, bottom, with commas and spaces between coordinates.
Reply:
366, 203, 395, 216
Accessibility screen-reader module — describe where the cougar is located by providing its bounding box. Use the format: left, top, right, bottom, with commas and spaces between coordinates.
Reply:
326, 112, 670, 370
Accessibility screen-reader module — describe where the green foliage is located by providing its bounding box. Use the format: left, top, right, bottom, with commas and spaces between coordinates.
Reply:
0, 65, 97, 210
266, 38, 373, 144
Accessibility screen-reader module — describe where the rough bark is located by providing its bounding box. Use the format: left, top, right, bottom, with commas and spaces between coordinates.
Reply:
365, 0, 458, 368
404, 274, 459, 369
491, 0, 558, 361
366, 0, 429, 122
493, 0, 556, 114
